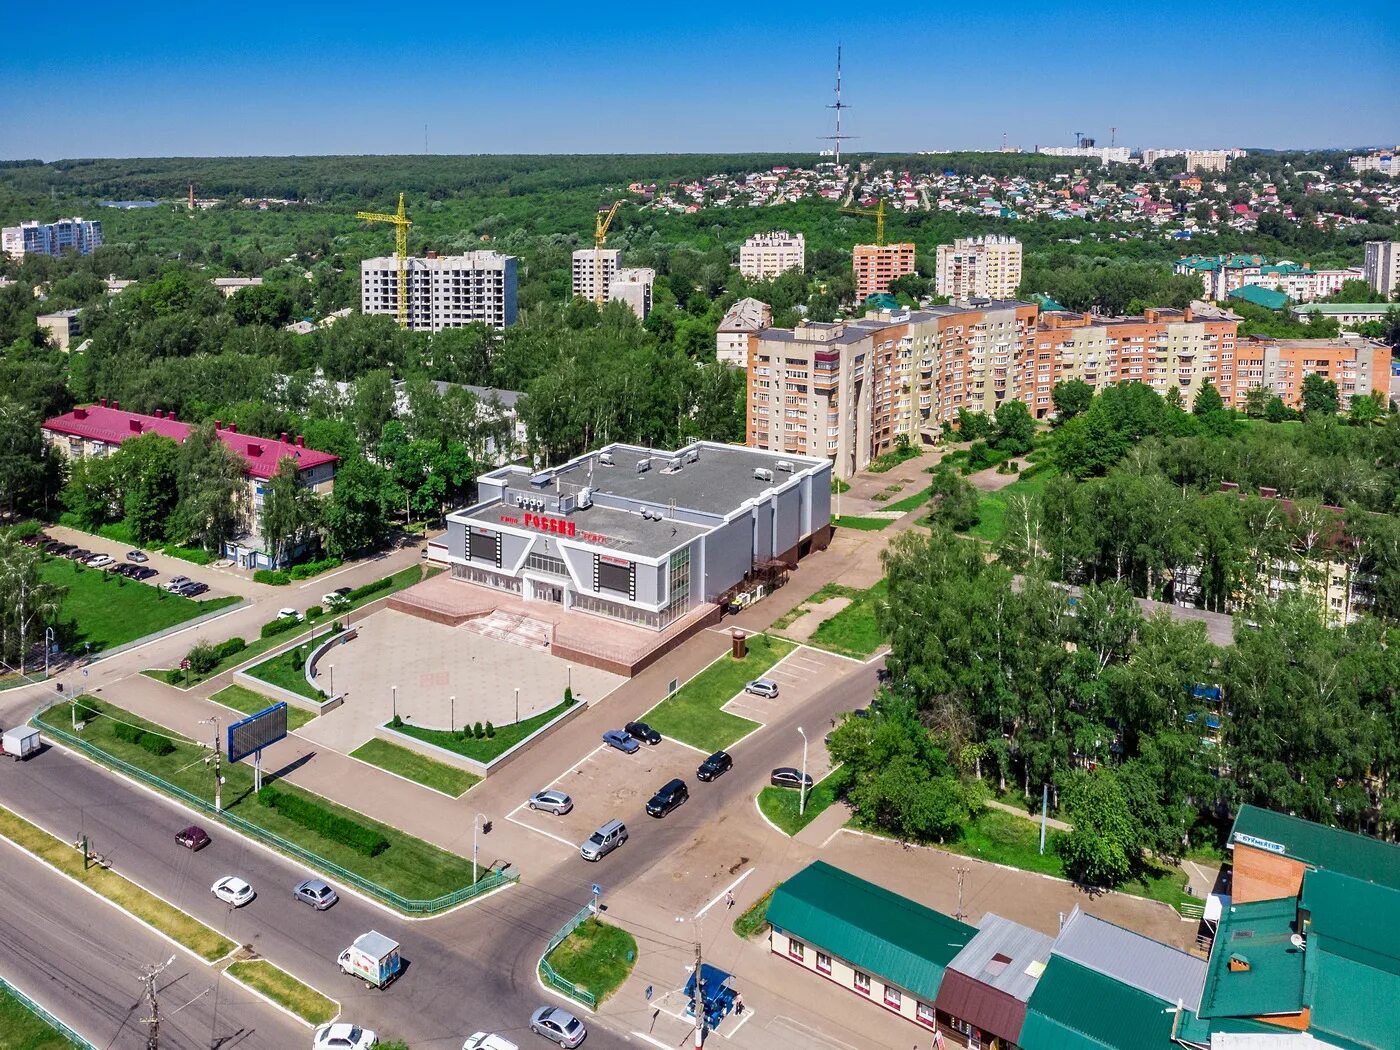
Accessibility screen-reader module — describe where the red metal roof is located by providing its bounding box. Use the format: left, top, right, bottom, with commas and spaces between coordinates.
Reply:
43, 403, 337, 479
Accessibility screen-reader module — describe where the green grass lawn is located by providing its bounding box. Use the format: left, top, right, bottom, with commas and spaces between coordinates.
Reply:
37, 697, 482, 902
245, 644, 327, 702
1126, 863, 1198, 911
0, 983, 85, 1048
642, 635, 795, 751
968, 468, 1059, 544
225, 961, 337, 1025
885, 485, 933, 513
833, 515, 894, 531
350, 738, 479, 797
928, 808, 1069, 878
542, 918, 638, 1005
391, 696, 577, 763
733, 885, 775, 939
144, 565, 433, 688
807, 580, 887, 658
41, 557, 238, 654
210, 684, 315, 731
757, 766, 849, 836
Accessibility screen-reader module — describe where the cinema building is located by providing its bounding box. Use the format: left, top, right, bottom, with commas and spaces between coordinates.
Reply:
431, 442, 831, 656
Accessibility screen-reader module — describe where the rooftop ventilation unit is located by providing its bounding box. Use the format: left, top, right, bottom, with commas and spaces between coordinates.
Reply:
529, 472, 552, 487
599, 453, 614, 466
559, 495, 577, 514
754, 467, 774, 482
636, 458, 651, 474
577, 487, 593, 509
684, 448, 699, 464
515, 494, 526, 507
668, 457, 682, 470
776, 460, 795, 472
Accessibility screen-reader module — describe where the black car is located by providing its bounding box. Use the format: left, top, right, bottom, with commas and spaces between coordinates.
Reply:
770, 767, 813, 790
132, 566, 159, 580
696, 750, 732, 782
624, 721, 661, 745
646, 778, 688, 818
67, 548, 92, 561
177, 581, 209, 597
44, 541, 71, 555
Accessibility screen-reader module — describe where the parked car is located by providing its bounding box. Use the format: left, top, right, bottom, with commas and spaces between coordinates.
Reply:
314, 1022, 377, 1050
18, 533, 43, 547
164, 575, 191, 592
294, 878, 340, 910
103, 561, 126, 573
176, 581, 208, 597
624, 721, 661, 745
770, 767, 813, 790
527, 790, 573, 815
744, 678, 779, 699
602, 729, 640, 754
529, 1006, 586, 1047
67, 548, 93, 561
86, 553, 114, 568
126, 550, 149, 562
463, 1034, 518, 1050
44, 541, 71, 555
323, 587, 352, 607
646, 778, 689, 818
115, 562, 138, 577
579, 819, 627, 862
131, 566, 159, 580
211, 875, 255, 907
175, 825, 210, 851
696, 750, 733, 782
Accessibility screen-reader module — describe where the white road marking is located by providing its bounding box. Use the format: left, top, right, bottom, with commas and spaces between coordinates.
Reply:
695, 867, 753, 919
505, 811, 578, 851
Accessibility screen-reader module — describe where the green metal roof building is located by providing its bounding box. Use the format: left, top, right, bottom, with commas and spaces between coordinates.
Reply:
1230, 804, 1400, 891
765, 861, 976, 1004
1227, 284, 1292, 310
1019, 956, 1182, 1050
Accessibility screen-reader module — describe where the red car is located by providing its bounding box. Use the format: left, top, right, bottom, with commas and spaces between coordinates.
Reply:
175, 825, 211, 851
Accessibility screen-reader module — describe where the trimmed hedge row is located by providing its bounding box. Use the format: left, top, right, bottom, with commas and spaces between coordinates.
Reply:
346, 576, 393, 602
112, 719, 176, 756
290, 557, 340, 580
162, 545, 215, 565
256, 786, 389, 857
254, 569, 291, 585
260, 615, 302, 639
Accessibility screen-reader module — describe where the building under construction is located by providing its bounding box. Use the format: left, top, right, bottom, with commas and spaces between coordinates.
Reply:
360, 250, 518, 331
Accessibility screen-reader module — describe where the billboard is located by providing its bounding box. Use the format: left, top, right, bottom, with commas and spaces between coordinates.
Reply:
227, 702, 289, 763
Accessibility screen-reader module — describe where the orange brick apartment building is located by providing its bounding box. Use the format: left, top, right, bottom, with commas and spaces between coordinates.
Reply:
852, 243, 917, 301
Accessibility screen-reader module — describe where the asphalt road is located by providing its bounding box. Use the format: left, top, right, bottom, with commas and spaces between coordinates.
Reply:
0, 744, 632, 1050
0, 831, 306, 1050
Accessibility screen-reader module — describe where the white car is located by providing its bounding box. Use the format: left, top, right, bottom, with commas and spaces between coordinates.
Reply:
322, 587, 352, 607
314, 1022, 377, 1050
463, 1035, 519, 1050
86, 554, 115, 567
211, 875, 255, 907
277, 607, 304, 622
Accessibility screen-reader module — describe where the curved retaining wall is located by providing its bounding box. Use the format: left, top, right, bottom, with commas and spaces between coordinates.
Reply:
305, 627, 358, 700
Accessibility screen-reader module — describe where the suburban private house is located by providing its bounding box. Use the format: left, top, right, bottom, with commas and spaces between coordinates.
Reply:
42, 400, 337, 569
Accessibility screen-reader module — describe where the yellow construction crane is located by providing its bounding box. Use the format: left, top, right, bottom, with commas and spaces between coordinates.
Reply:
840, 198, 887, 246
357, 193, 413, 328
592, 200, 624, 305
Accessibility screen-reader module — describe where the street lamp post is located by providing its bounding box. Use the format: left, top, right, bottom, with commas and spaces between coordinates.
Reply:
798, 726, 809, 817
327, 664, 334, 697
473, 812, 487, 883
450, 695, 456, 733
44, 627, 54, 678
514, 687, 519, 725
391, 684, 397, 721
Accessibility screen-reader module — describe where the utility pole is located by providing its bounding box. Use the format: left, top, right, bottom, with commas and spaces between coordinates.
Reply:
953, 865, 972, 922
200, 717, 222, 812
692, 938, 704, 1049
138, 956, 175, 1049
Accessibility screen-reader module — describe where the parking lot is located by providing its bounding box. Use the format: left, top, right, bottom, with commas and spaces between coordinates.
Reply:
33, 526, 241, 601
722, 646, 853, 726
508, 736, 707, 852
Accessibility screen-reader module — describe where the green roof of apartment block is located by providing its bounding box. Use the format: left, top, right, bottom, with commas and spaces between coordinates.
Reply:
1229, 805, 1400, 890
1197, 896, 1306, 1020
1227, 285, 1292, 309
766, 861, 976, 1003
1019, 956, 1180, 1050
1302, 869, 1400, 1050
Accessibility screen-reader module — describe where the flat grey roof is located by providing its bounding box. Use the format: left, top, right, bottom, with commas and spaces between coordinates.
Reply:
461, 497, 708, 559
946, 913, 1054, 1003
1051, 907, 1206, 1007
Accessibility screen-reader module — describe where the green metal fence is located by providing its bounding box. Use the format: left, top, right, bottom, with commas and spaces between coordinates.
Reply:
0, 976, 95, 1048
36, 711, 518, 915
539, 903, 599, 1009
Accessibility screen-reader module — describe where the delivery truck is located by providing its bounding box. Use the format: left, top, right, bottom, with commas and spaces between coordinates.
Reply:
1, 726, 40, 761
338, 931, 402, 989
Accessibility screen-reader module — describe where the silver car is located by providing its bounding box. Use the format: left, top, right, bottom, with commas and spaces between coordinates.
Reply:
528, 790, 573, 815
529, 1005, 586, 1047
294, 878, 339, 910
744, 678, 779, 698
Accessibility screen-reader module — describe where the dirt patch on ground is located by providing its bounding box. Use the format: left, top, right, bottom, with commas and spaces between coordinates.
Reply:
782, 596, 852, 642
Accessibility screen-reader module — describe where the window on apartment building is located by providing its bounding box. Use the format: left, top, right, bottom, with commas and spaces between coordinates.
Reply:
883, 986, 902, 1009
786, 937, 806, 961
853, 971, 871, 994
916, 1003, 936, 1027
816, 952, 832, 975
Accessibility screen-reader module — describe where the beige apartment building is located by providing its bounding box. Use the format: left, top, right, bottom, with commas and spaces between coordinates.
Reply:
361, 251, 518, 330
608, 267, 655, 319
852, 243, 916, 301
571, 247, 622, 303
1364, 240, 1400, 296
716, 297, 773, 367
935, 235, 1023, 300
739, 231, 806, 279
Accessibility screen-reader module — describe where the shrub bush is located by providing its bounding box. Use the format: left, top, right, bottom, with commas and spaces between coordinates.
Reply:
389, 714, 403, 728
484, 721, 495, 738
74, 702, 98, 723
346, 576, 393, 603
163, 545, 215, 566
260, 615, 301, 639
472, 721, 484, 739
215, 637, 247, 660
289, 557, 341, 580
256, 786, 389, 857
305, 605, 323, 619
138, 732, 175, 756
113, 721, 143, 744
185, 640, 220, 675
254, 569, 291, 585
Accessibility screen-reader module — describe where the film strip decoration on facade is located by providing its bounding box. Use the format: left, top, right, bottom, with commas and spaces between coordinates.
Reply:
468, 526, 502, 568
594, 552, 636, 600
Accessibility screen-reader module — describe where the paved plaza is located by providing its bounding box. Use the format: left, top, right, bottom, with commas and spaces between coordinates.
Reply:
295, 608, 623, 753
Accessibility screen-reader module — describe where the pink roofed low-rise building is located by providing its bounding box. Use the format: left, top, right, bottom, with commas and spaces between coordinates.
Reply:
42, 399, 337, 569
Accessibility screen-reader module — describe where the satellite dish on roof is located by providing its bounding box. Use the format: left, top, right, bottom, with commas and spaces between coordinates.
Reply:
1289, 933, 1305, 950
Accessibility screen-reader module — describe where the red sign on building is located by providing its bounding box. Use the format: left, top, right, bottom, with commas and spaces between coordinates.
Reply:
523, 512, 577, 537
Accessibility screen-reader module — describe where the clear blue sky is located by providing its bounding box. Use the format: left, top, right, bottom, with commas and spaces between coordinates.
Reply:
4, 1, 1397, 159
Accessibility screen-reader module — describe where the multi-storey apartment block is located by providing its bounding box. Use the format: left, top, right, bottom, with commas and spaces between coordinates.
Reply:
852, 243, 916, 301
608, 267, 655, 319
2, 217, 103, 258
935, 236, 1023, 300
739, 231, 806, 279
1349, 148, 1398, 177
571, 248, 621, 303
1364, 240, 1400, 295
1175, 254, 1360, 302
716, 298, 773, 368
361, 251, 518, 330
